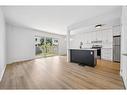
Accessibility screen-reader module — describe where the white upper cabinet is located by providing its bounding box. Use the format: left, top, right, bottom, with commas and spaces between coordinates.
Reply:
83, 33, 86, 43
92, 31, 96, 41
90, 32, 93, 42
102, 29, 112, 44
113, 26, 121, 36
102, 30, 107, 44
96, 31, 98, 40
107, 29, 113, 43
96, 31, 102, 41
84, 32, 87, 43
87, 32, 91, 43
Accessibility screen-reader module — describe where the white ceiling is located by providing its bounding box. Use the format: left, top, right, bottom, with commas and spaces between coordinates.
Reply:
2, 6, 122, 35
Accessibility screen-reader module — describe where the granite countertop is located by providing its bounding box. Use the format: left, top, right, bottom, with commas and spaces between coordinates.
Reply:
69, 48, 97, 51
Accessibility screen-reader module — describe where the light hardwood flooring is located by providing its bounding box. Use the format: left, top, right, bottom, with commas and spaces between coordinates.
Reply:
0, 56, 124, 89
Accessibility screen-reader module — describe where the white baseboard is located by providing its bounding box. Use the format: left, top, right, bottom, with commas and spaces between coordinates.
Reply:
0, 64, 6, 82
120, 72, 127, 89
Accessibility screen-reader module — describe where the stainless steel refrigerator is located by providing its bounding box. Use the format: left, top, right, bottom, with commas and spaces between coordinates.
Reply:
113, 36, 121, 62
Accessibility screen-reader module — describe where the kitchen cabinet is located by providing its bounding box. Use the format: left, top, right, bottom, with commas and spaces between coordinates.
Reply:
107, 29, 113, 43
71, 27, 114, 61
88, 32, 92, 43
92, 32, 96, 41
101, 48, 113, 61
84, 33, 88, 43
113, 26, 121, 36
102, 29, 113, 48
102, 30, 107, 43
96, 31, 102, 41
88, 32, 91, 43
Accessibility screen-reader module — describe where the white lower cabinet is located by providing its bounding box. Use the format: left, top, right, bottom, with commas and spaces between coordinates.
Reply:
101, 48, 113, 61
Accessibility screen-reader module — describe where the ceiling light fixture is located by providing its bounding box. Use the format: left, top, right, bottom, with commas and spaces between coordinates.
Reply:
95, 24, 102, 29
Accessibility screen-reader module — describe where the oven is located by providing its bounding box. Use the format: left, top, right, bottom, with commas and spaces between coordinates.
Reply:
92, 45, 102, 59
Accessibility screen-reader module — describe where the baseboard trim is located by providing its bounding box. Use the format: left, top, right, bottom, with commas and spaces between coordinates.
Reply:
0, 64, 6, 82
8, 59, 34, 64
120, 73, 127, 89
7, 55, 66, 64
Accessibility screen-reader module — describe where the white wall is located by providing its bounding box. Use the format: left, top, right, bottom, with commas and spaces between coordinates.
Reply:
0, 8, 6, 81
120, 6, 127, 89
6, 23, 66, 64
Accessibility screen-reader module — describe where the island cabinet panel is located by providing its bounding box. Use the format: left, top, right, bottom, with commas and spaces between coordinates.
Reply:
70, 49, 97, 67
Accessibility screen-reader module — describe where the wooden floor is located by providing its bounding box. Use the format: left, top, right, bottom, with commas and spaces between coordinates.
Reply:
0, 56, 124, 89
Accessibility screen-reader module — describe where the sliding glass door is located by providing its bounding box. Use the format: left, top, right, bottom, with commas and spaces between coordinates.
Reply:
35, 36, 59, 57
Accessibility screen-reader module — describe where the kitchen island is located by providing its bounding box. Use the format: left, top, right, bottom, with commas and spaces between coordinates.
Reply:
70, 48, 97, 67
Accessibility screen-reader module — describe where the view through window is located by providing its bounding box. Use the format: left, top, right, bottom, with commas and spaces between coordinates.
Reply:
35, 36, 59, 57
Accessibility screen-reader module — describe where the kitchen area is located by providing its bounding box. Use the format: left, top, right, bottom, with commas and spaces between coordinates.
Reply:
67, 19, 121, 66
